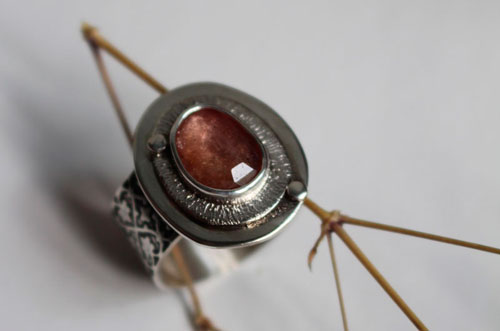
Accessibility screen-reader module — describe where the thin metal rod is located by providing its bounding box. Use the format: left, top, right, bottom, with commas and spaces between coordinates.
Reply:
82, 22, 168, 94
326, 233, 349, 331
341, 216, 500, 255
89, 45, 134, 144
332, 223, 428, 330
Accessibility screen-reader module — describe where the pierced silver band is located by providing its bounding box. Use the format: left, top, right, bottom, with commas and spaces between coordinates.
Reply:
112, 172, 259, 288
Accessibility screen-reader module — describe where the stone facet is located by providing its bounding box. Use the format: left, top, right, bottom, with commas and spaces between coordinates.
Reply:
175, 108, 263, 190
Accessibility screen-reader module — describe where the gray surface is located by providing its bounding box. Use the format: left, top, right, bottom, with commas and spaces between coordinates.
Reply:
1, 1, 500, 330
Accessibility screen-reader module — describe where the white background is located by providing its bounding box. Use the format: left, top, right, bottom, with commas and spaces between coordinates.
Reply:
1, 1, 500, 330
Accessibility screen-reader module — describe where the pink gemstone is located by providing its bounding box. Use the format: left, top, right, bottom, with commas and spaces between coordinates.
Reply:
175, 108, 263, 190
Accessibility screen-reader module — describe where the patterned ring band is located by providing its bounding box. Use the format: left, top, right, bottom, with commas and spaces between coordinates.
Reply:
113, 173, 264, 287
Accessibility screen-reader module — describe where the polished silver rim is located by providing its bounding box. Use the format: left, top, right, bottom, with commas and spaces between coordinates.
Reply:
133, 82, 308, 247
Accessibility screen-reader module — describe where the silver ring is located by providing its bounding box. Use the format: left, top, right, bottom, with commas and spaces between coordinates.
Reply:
113, 82, 308, 287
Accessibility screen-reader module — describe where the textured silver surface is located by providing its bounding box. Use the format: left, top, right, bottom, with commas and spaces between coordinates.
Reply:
134, 82, 308, 247
112, 173, 178, 277
112, 173, 261, 288
153, 95, 292, 226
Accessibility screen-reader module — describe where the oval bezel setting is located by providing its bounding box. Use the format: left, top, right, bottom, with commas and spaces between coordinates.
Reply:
133, 82, 308, 247
169, 104, 269, 199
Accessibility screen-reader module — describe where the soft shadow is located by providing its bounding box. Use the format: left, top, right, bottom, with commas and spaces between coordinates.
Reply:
55, 174, 147, 278
4, 60, 149, 283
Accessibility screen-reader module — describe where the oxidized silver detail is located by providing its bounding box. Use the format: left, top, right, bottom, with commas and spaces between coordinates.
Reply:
147, 133, 167, 155
112, 172, 263, 288
112, 173, 178, 276
133, 82, 308, 247
153, 95, 292, 226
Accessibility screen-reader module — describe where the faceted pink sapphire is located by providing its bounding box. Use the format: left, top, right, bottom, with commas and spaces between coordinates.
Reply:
175, 108, 263, 190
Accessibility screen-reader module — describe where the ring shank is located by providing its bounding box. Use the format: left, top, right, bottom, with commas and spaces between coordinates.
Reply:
112, 173, 260, 288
